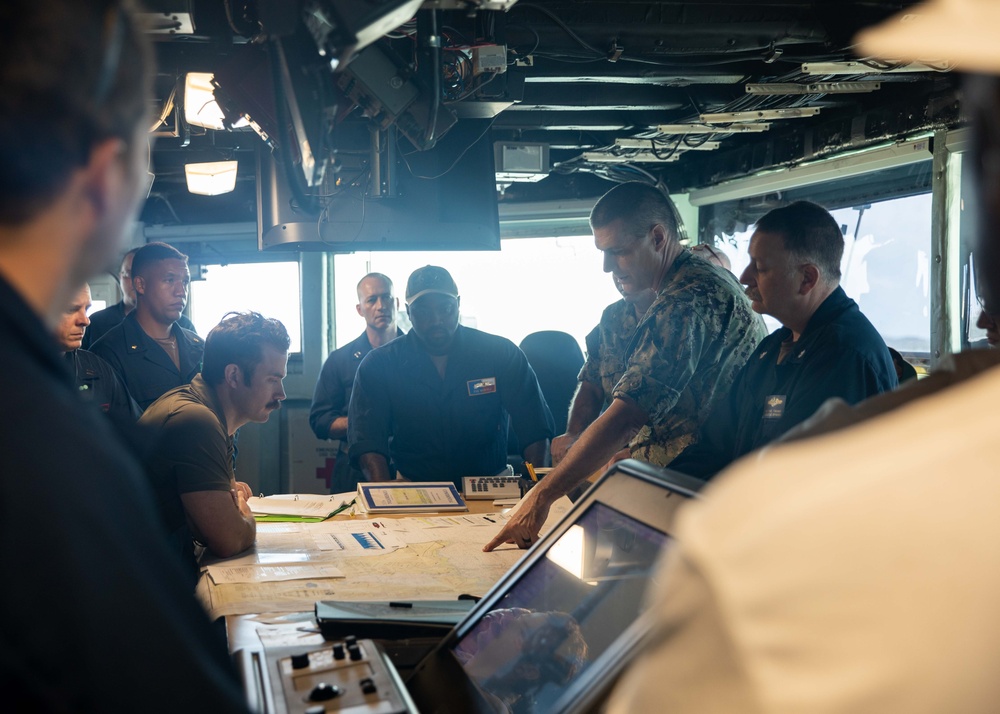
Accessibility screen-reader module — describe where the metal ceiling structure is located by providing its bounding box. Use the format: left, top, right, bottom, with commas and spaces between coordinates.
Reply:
139, 1, 961, 231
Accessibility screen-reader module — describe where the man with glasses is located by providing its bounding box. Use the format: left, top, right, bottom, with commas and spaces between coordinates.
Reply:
0, 0, 247, 709
348, 265, 553, 487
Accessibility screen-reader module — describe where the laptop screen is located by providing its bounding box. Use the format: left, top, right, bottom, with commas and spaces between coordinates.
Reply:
450, 500, 669, 713
406, 460, 700, 714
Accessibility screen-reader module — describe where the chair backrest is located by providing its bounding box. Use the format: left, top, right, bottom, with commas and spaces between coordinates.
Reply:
519, 330, 585, 436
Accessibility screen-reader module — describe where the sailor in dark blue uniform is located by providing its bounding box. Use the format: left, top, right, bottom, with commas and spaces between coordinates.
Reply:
91, 242, 203, 411
669, 201, 898, 480
349, 266, 553, 487
56, 284, 139, 421
310, 272, 403, 492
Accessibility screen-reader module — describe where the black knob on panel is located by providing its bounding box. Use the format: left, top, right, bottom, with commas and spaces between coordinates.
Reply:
344, 635, 358, 647
309, 683, 341, 702
332, 644, 345, 660
348, 644, 362, 661
360, 677, 377, 695
290, 652, 311, 670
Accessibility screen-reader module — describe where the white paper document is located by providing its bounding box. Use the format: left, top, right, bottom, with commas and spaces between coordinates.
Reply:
249, 493, 354, 518
308, 521, 406, 556
206, 562, 345, 585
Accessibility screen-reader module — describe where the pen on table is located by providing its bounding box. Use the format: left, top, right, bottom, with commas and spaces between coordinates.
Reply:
483, 516, 495, 523
525, 462, 538, 481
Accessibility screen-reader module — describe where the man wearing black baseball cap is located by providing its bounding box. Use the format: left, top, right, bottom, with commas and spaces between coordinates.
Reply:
348, 266, 553, 486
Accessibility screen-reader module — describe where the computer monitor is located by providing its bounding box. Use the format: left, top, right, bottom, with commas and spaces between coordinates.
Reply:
406, 460, 702, 713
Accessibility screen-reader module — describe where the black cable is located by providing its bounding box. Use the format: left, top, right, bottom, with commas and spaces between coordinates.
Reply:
398, 119, 495, 180
509, 3, 604, 57
651, 137, 683, 161
505, 22, 540, 61
417, 10, 442, 148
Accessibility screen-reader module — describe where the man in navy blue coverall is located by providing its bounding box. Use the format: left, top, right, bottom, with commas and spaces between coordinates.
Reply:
348, 266, 552, 486
667, 200, 897, 480
310, 273, 403, 491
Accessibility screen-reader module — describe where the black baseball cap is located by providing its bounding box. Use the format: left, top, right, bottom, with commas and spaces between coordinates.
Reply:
405, 265, 459, 304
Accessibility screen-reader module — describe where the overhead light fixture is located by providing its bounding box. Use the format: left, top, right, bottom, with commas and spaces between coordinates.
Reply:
700, 107, 821, 123
184, 161, 238, 196
688, 134, 934, 206
655, 123, 771, 134
141, 12, 195, 35
583, 152, 679, 163
745, 81, 882, 95
801, 60, 952, 75
615, 138, 720, 151
184, 73, 249, 131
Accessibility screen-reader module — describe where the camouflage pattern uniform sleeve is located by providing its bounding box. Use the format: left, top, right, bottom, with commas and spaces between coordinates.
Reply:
611, 252, 764, 466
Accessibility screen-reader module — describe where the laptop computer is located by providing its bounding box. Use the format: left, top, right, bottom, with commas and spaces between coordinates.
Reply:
406, 459, 701, 713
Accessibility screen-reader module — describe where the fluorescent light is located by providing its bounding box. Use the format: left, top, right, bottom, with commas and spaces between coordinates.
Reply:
185, 161, 239, 196
688, 135, 933, 206
583, 151, 678, 163
184, 73, 249, 131
745, 81, 881, 95
655, 123, 771, 134
142, 12, 195, 35
184, 73, 226, 130
615, 138, 720, 151
802, 60, 952, 75
700, 107, 821, 123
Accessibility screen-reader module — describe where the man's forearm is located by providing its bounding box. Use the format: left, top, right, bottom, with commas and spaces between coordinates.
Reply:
359, 452, 392, 481
232, 513, 257, 555
552, 381, 606, 465
522, 439, 548, 469
328, 415, 349, 440
483, 397, 649, 552
565, 381, 604, 436
534, 398, 647, 504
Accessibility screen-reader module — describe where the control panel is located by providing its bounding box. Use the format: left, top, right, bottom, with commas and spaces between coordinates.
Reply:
236, 637, 417, 714
462, 475, 521, 500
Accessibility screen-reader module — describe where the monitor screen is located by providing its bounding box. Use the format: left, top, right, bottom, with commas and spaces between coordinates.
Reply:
257, 119, 501, 252
449, 501, 669, 713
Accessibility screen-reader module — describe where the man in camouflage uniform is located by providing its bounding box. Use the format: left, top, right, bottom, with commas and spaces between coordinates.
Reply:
485, 182, 764, 552
550, 280, 653, 465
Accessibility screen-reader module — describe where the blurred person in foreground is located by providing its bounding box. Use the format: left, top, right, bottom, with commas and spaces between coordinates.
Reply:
0, 1, 248, 710
607, 3, 1000, 712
